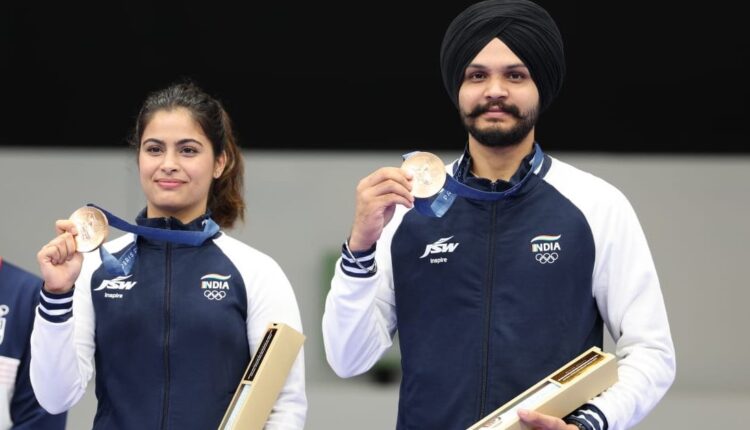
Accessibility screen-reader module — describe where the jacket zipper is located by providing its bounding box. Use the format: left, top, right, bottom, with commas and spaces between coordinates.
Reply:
478, 201, 498, 418
160, 220, 172, 430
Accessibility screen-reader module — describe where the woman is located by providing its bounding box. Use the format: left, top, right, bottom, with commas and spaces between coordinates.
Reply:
30, 82, 306, 429
0, 257, 67, 429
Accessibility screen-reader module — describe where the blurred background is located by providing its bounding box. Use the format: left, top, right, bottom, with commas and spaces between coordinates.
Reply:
1, 1, 748, 428
3, 0, 747, 153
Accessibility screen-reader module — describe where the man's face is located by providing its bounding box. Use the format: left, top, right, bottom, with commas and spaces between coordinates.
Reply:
458, 38, 540, 148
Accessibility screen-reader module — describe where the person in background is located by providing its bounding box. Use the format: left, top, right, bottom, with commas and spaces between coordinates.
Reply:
0, 257, 66, 429
322, 1, 675, 429
30, 82, 306, 429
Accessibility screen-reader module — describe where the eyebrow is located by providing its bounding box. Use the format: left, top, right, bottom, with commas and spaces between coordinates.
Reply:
465, 63, 529, 71
141, 138, 205, 146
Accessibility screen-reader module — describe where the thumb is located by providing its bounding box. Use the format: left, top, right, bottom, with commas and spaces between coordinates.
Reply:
517, 409, 544, 425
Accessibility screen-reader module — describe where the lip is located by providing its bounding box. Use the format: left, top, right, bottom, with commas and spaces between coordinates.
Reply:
155, 179, 185, 190
481, 110, 508, 119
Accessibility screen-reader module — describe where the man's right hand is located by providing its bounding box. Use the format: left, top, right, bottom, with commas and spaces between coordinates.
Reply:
37, 219, 83, 294
348, 166, 414, 252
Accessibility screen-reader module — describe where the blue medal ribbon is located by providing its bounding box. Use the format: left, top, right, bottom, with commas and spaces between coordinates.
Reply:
406, 143, 545, 218
87, 204, 220, 276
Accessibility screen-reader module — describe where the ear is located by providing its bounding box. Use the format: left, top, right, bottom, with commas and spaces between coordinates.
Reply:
213, 150, 227, 179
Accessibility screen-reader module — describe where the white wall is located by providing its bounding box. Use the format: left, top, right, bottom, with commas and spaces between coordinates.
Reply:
1, 148, 748, 429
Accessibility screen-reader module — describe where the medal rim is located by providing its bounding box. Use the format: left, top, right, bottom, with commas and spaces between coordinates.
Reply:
401, 151, 447, 198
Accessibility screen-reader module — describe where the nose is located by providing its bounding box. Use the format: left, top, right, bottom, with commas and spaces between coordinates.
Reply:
160, 148, 180, 174
485, 76, 508, 100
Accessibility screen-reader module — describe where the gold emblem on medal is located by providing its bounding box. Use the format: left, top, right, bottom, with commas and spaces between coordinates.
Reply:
69, 206, 109, 252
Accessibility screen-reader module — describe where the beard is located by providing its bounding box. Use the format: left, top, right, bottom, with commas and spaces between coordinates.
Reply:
461, 101, 539, 148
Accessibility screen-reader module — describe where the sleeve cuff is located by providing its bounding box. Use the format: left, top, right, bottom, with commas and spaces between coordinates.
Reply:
340, 240, 377, 278
37, 287, 74, 323
565, 403, 608, 430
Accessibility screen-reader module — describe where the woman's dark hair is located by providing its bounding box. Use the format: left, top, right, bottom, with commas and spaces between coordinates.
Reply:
131, 81, 245, 229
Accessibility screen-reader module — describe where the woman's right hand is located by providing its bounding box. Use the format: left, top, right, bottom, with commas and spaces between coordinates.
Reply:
37, 219, 84, 294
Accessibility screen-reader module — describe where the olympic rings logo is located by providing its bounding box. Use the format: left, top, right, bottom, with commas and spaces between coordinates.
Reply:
535, 252, 559, 264
204, 290, 227, 300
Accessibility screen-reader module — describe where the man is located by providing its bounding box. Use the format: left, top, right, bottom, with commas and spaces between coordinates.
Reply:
322, 0, 675, 429
0, 258, 66, 429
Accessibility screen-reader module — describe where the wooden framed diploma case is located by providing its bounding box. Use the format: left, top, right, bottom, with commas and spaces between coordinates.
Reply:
468, 346, 617, 430
218, 322, 305, 430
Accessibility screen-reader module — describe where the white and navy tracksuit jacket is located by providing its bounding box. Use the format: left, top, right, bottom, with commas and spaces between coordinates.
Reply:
0, 259, 66, 430
323, 148, 675, 430
30, 212, 306, 429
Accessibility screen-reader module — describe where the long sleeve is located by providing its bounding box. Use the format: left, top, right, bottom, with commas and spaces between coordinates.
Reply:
215, 234, 308, 429
246, 259, 307, 430
322, 207, 404, 378
11, 327, 67, 429
545, 159, 676, 430
587, 188, 676, 430
30, 259, 97, 415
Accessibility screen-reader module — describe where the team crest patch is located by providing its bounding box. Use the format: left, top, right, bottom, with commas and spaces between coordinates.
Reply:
201, 274, 231, 300
530, 234, 562, 264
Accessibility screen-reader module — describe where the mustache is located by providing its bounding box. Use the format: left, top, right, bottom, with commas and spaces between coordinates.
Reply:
466, 101, 522, 119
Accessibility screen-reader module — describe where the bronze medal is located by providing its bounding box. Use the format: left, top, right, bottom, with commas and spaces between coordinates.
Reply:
69, 206, 109, 253
401, 152, 446, 198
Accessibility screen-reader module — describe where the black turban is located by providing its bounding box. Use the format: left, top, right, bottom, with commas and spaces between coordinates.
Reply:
440, 0, 565, 112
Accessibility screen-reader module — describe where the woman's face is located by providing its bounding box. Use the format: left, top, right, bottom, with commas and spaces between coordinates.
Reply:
138, 107, 226, 223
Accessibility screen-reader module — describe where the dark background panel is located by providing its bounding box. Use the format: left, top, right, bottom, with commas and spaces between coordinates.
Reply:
1, 1, 746, 152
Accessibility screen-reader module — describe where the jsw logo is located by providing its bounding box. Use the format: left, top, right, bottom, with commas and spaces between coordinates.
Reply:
94, 275, 137, 291
420, 236, 460, 258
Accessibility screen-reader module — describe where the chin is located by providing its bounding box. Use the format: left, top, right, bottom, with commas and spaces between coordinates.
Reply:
149, 202, 183, 216
478, 124, 509, 134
